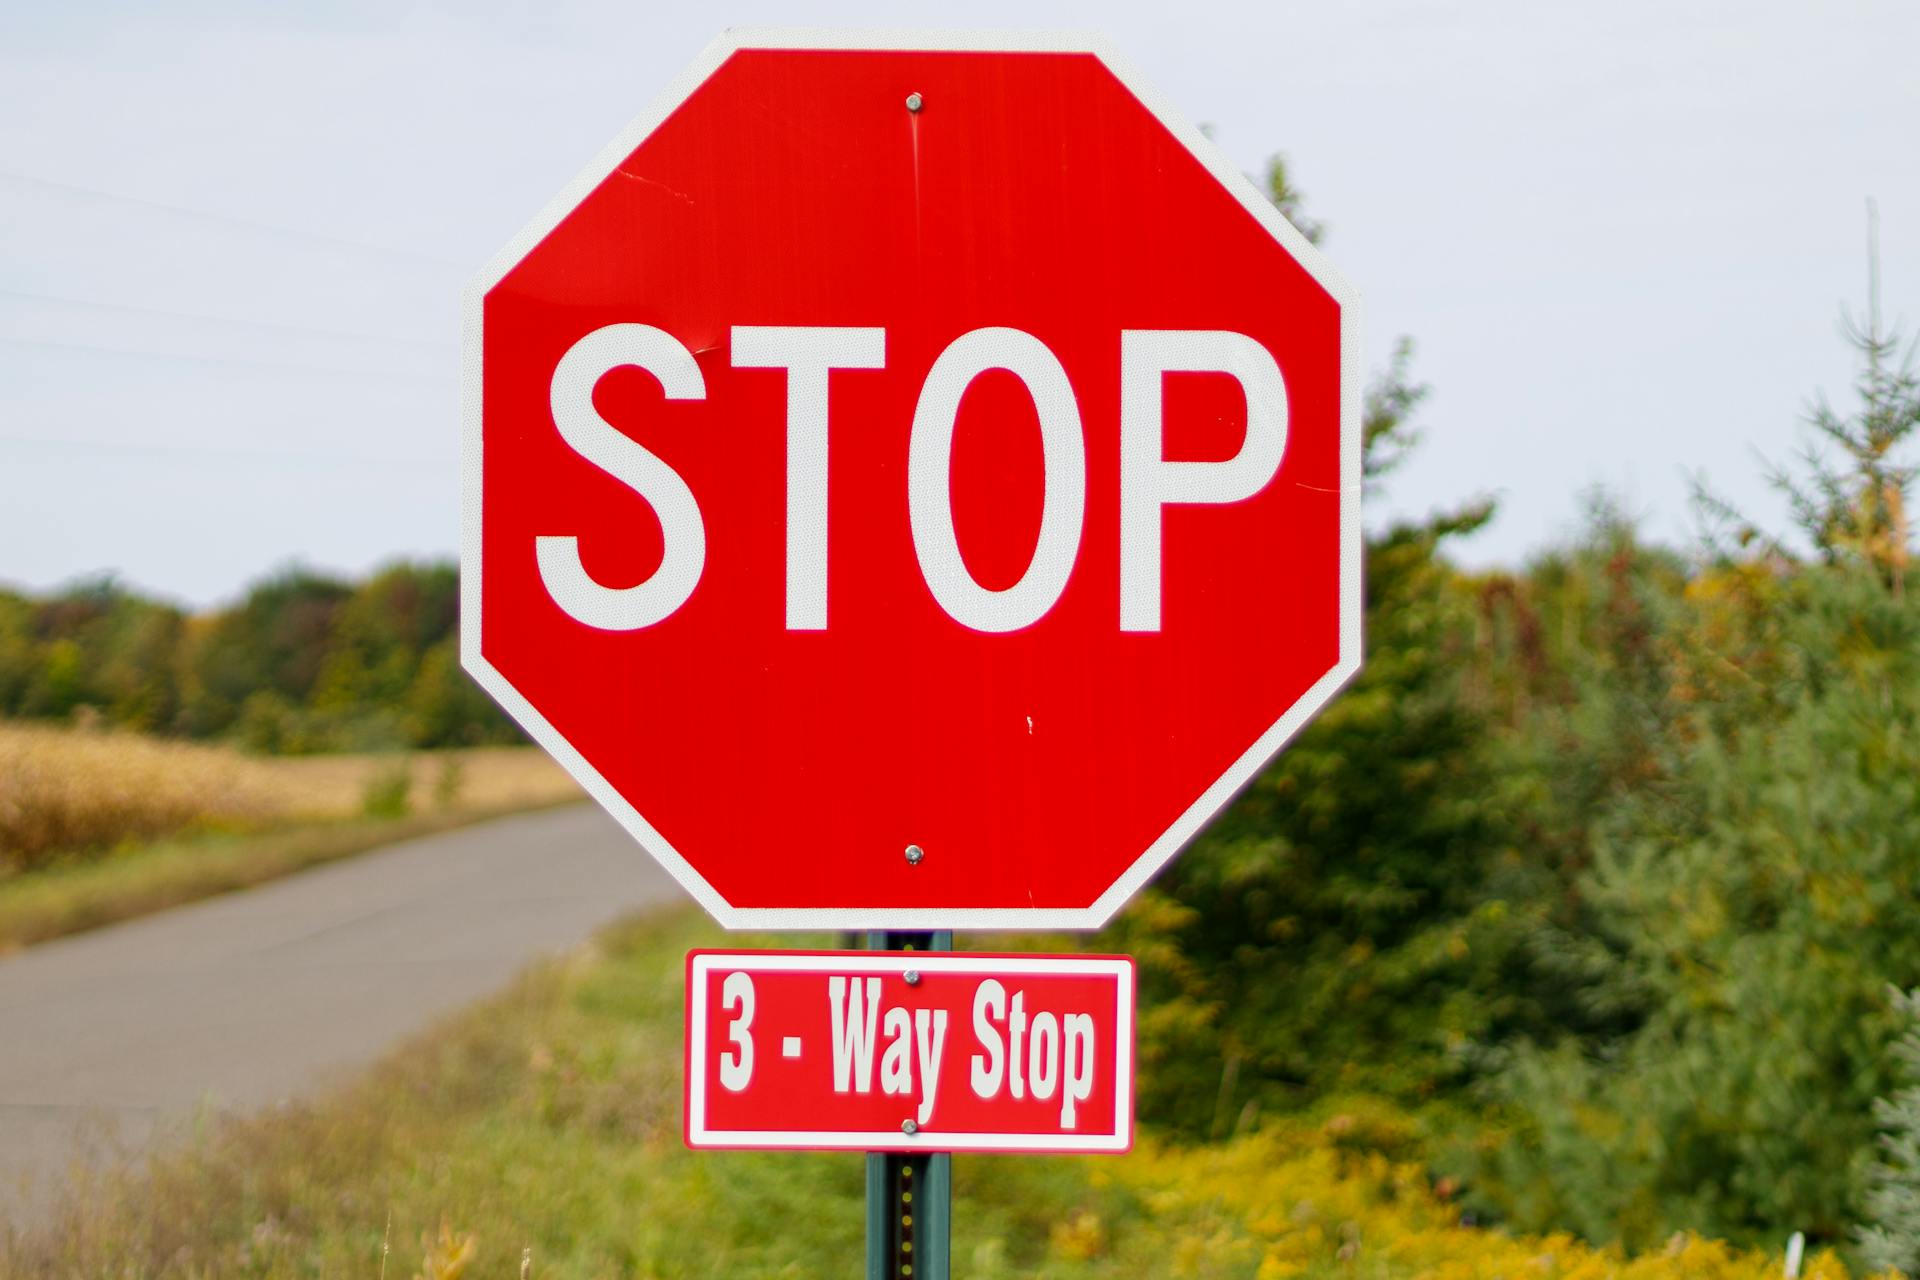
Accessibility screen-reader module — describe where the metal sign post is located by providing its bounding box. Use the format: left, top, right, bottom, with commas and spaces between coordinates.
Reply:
866, 931, 951, 1280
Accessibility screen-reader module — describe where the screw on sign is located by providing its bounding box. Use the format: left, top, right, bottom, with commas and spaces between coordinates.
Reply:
462, 30, 1360, 931
462, 27, 1359, 1279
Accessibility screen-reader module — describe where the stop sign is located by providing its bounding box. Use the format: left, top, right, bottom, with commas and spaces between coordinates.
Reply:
462, 31, 1359, 930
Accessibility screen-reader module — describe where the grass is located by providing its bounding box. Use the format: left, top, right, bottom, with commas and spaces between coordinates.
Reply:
0, 907, 1862, 1280
247, 745, 583, 820
0, 721, 581, 871
0, 720, 582, 950
0, 806, 568, 953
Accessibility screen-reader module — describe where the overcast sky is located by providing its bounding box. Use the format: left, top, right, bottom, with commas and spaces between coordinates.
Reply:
2, 0, 1915, 607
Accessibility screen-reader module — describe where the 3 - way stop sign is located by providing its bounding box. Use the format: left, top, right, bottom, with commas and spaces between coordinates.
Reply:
462, 30, 1361, 930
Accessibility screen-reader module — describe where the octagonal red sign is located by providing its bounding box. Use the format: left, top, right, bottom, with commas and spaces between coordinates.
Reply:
462, 30, 1360, 929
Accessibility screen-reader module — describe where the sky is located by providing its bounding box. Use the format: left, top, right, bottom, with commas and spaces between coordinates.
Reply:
1, 0, 1915, 608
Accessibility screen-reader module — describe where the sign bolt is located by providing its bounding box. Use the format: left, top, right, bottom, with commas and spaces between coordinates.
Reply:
904, 970, 921, 986
905, 844, 925, 865
901, 1118, 919, 1135
905, 91, 924, 113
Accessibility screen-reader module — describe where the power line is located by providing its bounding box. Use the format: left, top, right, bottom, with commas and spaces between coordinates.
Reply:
0, 333, 444, 383
0, 430, 444, 470
0, 286, 447, 350
0, 169, 466, 269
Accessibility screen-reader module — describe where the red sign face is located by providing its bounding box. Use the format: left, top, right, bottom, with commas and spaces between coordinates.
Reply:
463, 31, 1360, 929
685, 950, 1134, 1153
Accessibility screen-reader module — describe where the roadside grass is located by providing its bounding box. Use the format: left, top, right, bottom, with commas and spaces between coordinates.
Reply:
1, 907, 1858, 1280
0, 721, 581, 869
0, 721, 581, 950
0, 806, 567, 953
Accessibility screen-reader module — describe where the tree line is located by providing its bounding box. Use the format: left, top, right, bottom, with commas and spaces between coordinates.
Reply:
0, 561, 517, 753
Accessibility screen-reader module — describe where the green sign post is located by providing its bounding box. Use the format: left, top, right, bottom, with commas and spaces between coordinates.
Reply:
865, 931, 952, 1280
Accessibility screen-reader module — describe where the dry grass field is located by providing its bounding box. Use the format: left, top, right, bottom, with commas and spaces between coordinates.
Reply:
0, 720, 578, 874
0, 721, 583, 947
0, 723, 288, 870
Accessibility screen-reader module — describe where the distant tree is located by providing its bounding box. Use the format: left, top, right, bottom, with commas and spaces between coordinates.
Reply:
1265, 153, 1326, 247
0, 558, 518, 753
1463, 498, 1692, 1055
1698, 229, 1920, 589
181, 566, 352, 734
406, 639, 511, 749
0, 590, 32, 712
0, 578, 187, 728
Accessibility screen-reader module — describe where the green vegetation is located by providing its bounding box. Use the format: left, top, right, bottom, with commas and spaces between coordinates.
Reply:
0, 906, 1871, 1280
0, 560, 516, 752
1100, 291, 1920, 1255
361, 755, 418, 819
1484, 560, 1920, 1244
3, 159, 1915, 1265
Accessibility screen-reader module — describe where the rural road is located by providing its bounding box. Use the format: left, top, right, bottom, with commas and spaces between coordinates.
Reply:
0, 803, 683, 1224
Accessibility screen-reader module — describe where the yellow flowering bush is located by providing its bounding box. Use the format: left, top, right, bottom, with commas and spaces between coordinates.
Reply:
1086, 1102, 1865, 1280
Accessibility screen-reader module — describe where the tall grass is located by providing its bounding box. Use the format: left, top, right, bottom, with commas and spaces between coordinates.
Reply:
0, 721, 581, 875
0, 722, 288, 871
258, 745, 579, 820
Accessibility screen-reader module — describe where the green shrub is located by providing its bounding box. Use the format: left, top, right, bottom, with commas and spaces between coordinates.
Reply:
360, 757, 413, 819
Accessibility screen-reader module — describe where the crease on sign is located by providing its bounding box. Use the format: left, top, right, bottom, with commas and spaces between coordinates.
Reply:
1293, 482, 1340, 494
614, 168, 697, 207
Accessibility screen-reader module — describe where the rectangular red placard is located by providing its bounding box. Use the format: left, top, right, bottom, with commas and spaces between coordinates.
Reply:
685, 950, 1134, 1154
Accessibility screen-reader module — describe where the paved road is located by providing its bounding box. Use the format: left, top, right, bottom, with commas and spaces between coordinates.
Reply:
0, 803, 682, 1222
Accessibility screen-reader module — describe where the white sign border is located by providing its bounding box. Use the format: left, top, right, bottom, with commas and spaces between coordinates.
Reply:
461, 26, 1364, 931
684, 951, 1135, 1153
